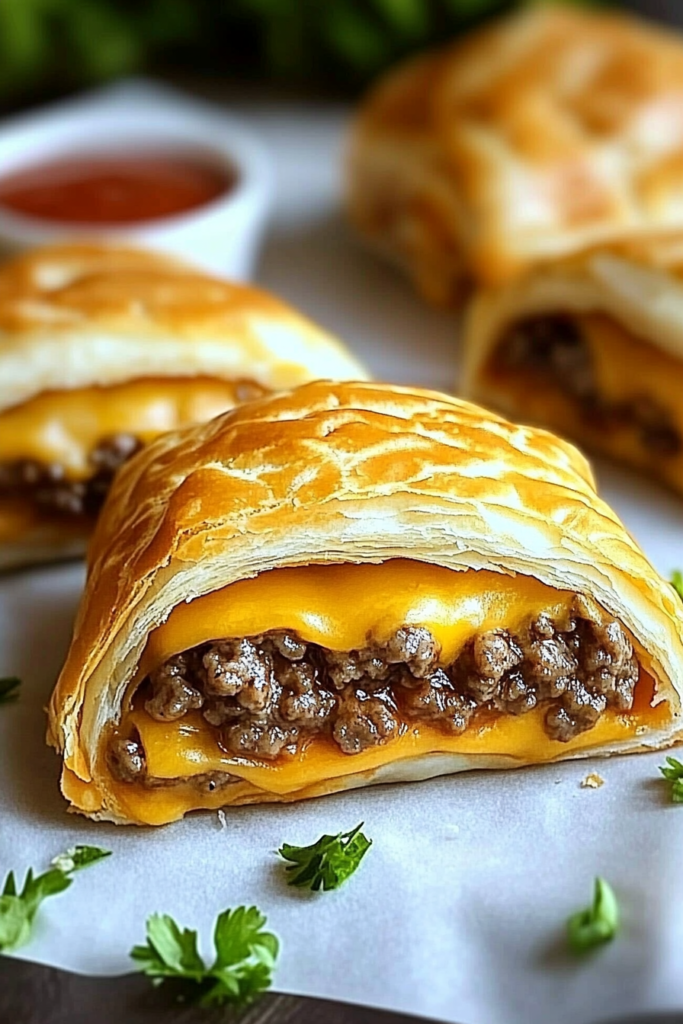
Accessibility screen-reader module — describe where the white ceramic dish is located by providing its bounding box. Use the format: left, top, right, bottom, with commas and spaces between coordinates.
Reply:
0, 79, 273, 280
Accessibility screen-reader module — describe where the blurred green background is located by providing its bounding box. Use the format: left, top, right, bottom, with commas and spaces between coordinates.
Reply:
0, 0, 599, 110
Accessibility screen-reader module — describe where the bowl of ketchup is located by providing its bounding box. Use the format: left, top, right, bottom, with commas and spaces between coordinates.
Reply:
0, 85, 272, 280
0, 152, 236, 226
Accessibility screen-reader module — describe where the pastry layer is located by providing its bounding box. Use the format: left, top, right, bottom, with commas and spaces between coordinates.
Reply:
0, 244, 368, 413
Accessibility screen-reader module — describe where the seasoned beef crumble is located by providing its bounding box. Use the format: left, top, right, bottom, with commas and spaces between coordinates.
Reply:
496, 315, 682, 456
107, 735, 236, 794
0, 433, 141, 517
108, 599, 640, 783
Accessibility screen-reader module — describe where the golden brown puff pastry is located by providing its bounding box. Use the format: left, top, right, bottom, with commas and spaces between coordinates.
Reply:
0, 243, 367, 571
463, 235, 683, 495
348, 5, 683, 304
47, 380, 683, 826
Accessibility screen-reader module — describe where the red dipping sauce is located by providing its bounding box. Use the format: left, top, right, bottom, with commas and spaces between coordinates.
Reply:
0, 152, 235, 225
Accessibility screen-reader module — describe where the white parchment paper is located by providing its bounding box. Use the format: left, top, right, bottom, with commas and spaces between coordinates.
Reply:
2, 83, 683, 1024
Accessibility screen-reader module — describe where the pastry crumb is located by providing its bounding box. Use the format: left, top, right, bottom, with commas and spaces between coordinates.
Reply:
216, 809, 228, 830
580, 772, 605, 789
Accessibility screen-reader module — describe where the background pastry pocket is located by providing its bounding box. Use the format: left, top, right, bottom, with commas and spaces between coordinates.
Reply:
463, 240, 683, 497
0, 243, 367, 572
347, 6, 683, 305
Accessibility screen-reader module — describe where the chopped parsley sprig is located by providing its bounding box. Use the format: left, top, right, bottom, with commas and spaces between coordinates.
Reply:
0, 677, 20, 705
278, 822, 371, 892
567, 877, 619, 953
671, 571, 683, 601
50, 845, 112, 874
131, 906, 279, 1007
659, 756, 683, 803
0, 846, 110, 953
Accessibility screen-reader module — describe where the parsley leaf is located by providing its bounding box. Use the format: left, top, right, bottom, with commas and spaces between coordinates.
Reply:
131, 906, 279, 1007
659, 756, 683, 803
0, 677, 20, 705
671, 571, 683, 602
0, 845, 110, 953
567, 877, 619, 953
278, 822, 372, 891
51, 845, 112, 874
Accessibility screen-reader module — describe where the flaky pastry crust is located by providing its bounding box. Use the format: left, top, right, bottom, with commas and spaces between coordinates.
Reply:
348, 5, 683, 303
47, 381, 683, 823
0, 243, 366, 411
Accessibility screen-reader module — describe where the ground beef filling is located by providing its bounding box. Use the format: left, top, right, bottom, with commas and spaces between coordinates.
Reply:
0, 433, 142, 518
108, 598, 640, 783
106, 738, 237, 794
496, 315, 682, 457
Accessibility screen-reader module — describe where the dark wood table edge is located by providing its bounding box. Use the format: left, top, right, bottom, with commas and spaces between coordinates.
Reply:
0, 956, 435, 1023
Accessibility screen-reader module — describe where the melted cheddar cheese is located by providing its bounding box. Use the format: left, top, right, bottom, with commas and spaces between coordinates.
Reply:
585, 314, 683, 411
139, 561, 576, 676
0, 377, 254, 479
114, 561, 667, 826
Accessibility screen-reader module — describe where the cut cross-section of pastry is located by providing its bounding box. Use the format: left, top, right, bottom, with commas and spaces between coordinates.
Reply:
0, 243, 367, 570
348, 5, 683, 304
47, 380, 683, 825
463, 237, 683, 496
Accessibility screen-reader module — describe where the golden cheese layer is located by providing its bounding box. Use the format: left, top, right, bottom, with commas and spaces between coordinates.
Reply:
0, 377, 256, 479
113, 561, 666, 825
489, 313, 683, 489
